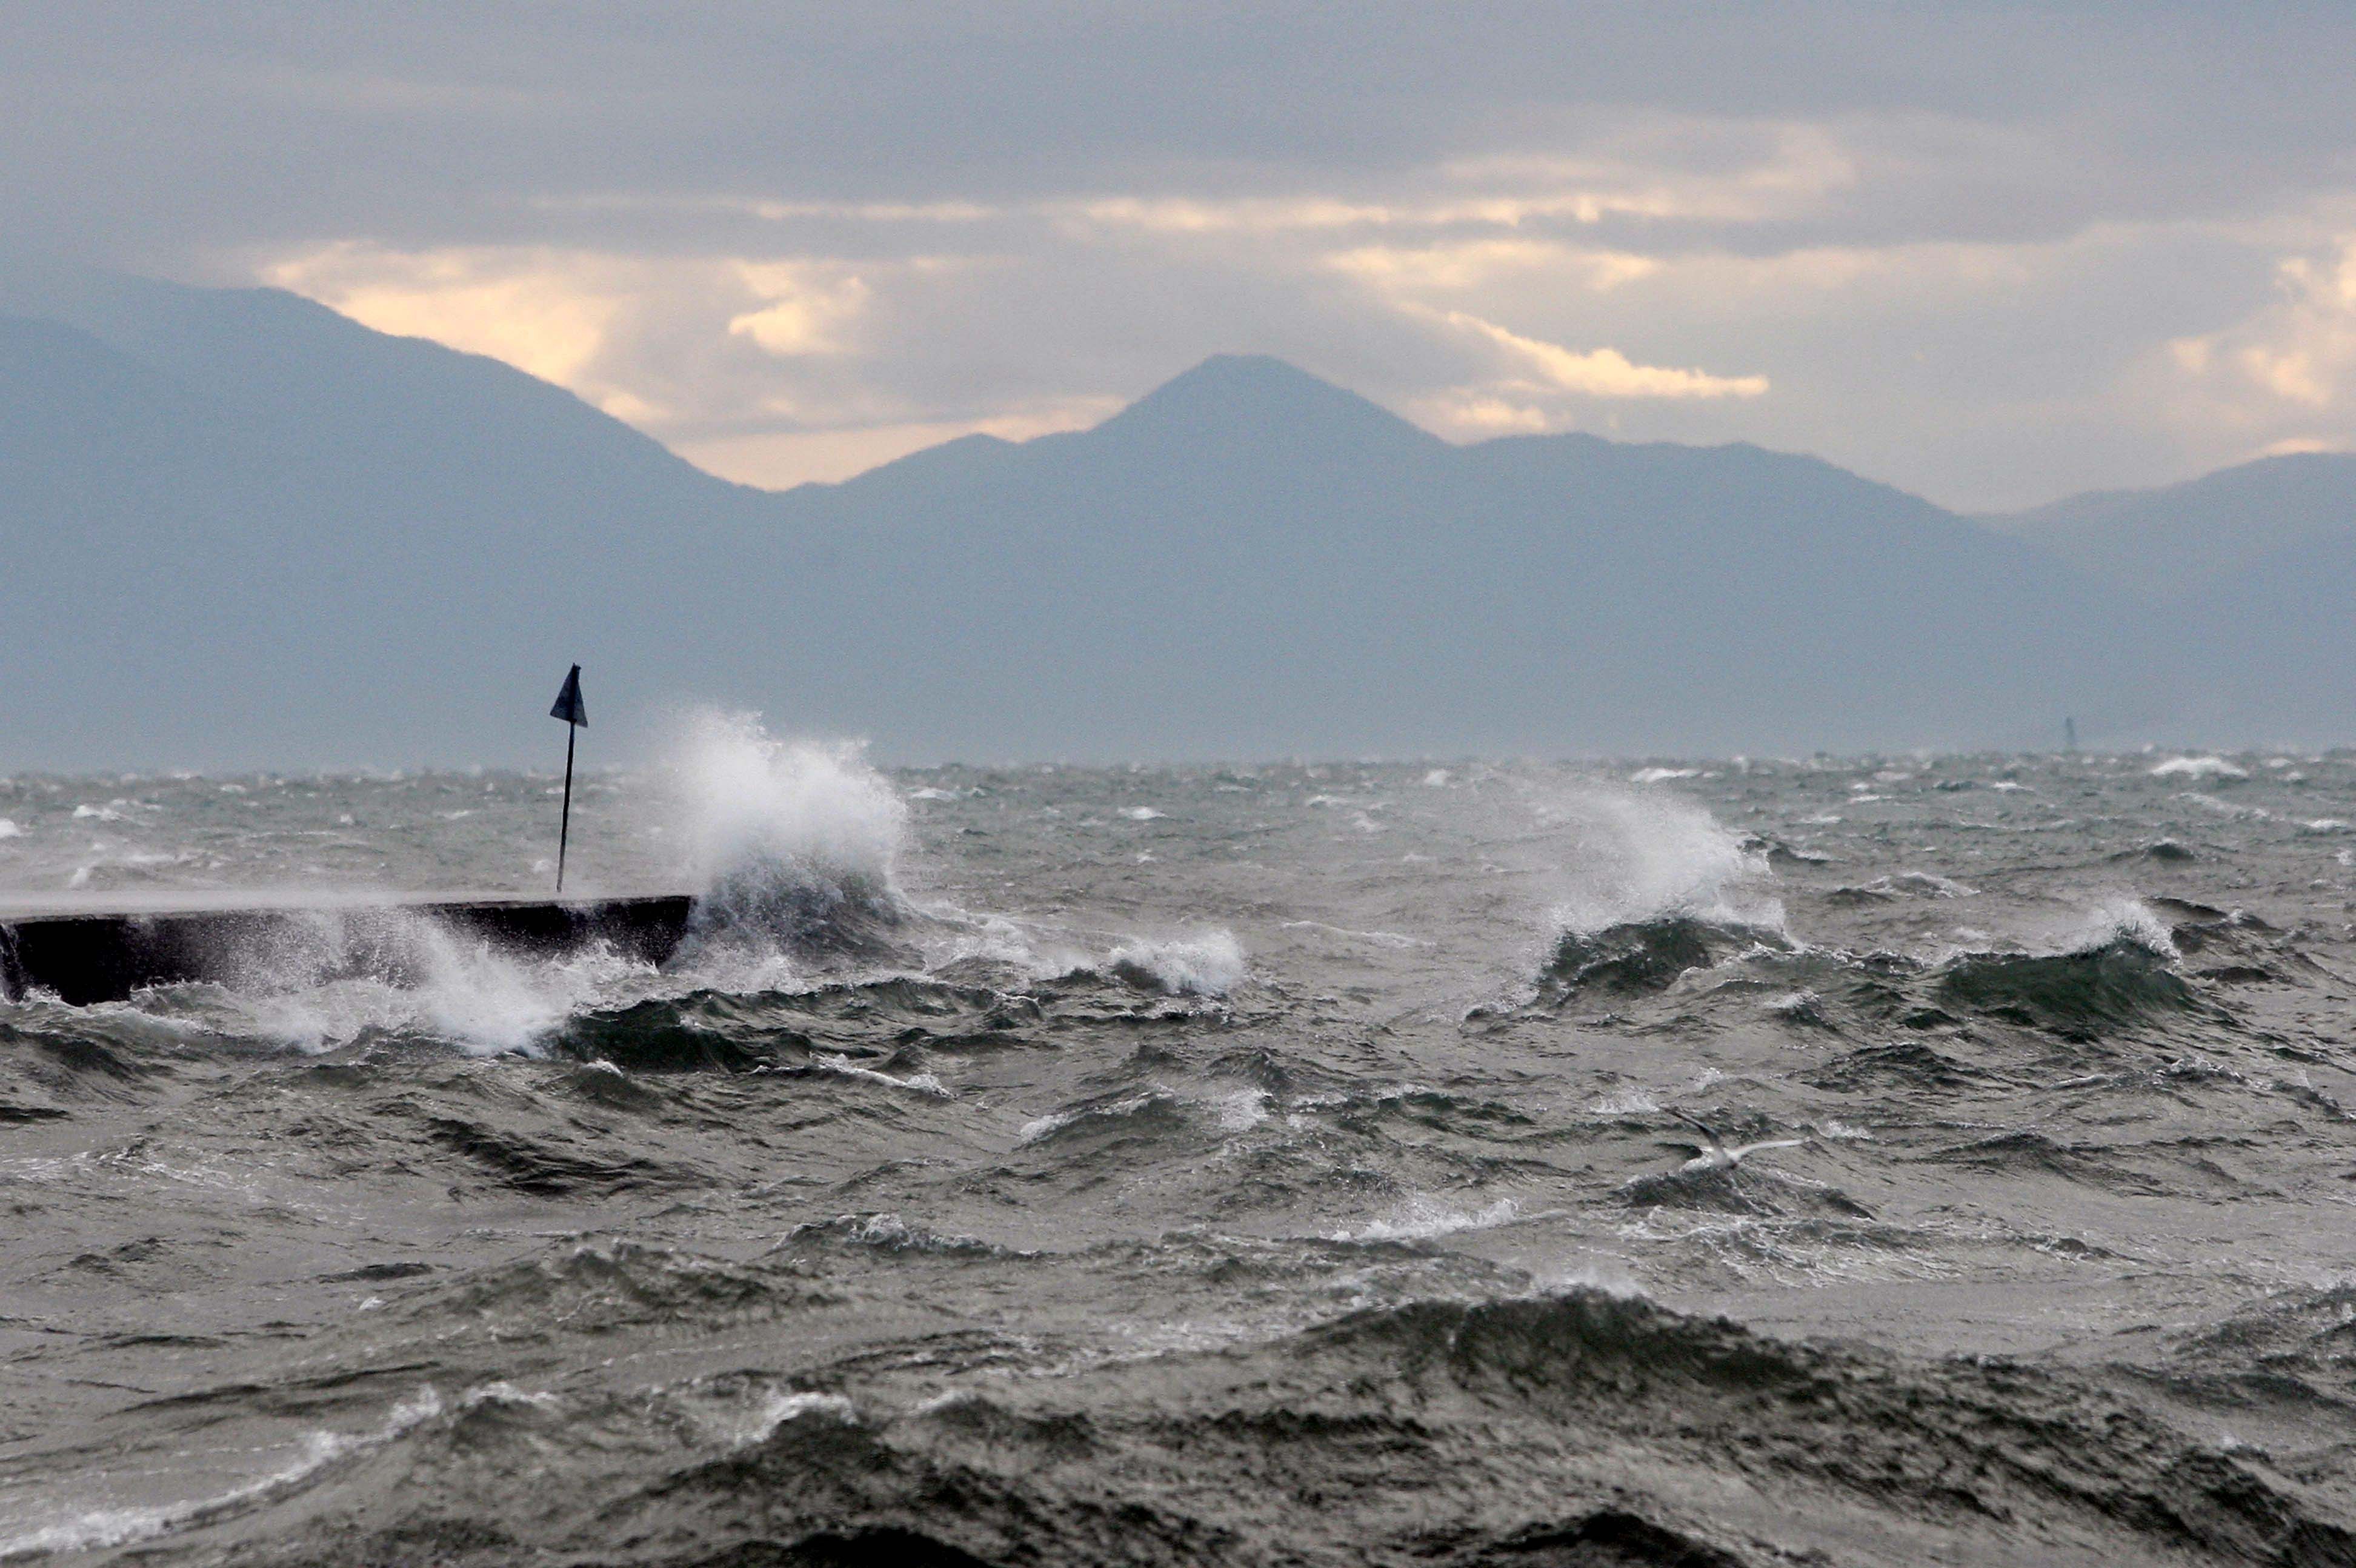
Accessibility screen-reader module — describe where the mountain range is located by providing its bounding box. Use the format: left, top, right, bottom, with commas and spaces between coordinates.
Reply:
1, 268, 2348, 768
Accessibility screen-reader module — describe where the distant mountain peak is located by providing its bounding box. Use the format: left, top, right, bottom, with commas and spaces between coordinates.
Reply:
1096, 353, 1444, 454
1988, 447, 2356, 603
1145, 352, 1353, 399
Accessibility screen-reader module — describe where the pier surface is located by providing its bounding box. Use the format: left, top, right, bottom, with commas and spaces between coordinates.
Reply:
0, 891, 696, 1005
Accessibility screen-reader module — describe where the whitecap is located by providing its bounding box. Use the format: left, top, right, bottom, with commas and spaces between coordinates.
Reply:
1540, 786, 1785, 940
2054, 899, 2178, 960
1813, 1119, 1875, 1141
2180, 791, 2268, 820
1017, 1090, 1172, 1145
813, 1053, 953, 1098
667, 711, 911, 947
201, 912, 656, 1057
1207, 1088, 1271, 1132
460, 1381, 560, 1411
1108, 930, 1247, 997
1279, 920, 1431, 949
2151, 755, 2247, 779
0, 1386, 442, 1560
1537, 1259, 1650, 1299
744, 1389, 855, 1443
1848, 872, 1976, 899
1329, 1195, 1520, 1243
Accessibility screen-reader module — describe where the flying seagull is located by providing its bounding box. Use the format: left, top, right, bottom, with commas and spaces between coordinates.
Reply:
1665, 1109, 1806, 1172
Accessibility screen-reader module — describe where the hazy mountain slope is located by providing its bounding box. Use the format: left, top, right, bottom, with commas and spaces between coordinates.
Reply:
0, 282, 2208, 767
0, 311, 304, 756
0, 275, 777, 766
742, 356, 2152, 760
1433, 431, 2143, 754
1985, 451, 2356, 604
2172, 527, 2356, 745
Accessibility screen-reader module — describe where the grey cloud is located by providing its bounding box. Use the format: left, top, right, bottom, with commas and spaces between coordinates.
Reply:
7, 2, 2356, 506
10, 3, 2356, 256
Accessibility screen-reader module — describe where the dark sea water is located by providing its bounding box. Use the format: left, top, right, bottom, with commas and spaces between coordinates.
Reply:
6, 726, 2356, 1565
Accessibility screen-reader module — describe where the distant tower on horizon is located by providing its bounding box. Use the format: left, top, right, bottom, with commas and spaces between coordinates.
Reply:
2065, 716, 2077, 753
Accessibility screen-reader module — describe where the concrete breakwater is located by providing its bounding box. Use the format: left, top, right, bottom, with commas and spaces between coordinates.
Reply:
0, 893, 695, 1006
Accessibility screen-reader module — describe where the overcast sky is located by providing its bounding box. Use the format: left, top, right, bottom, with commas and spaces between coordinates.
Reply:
8, 1, 2355, 508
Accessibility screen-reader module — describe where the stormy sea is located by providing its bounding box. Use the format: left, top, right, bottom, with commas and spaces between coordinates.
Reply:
6, 720, 2356, 1566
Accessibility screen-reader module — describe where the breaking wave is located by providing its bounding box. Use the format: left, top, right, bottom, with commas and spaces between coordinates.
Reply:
1540, 914, 1786, 998
668, 710, 916, 968
222, 910, 651, 1055
1540, 786, 1783, 939
2149, 755, 2248, 779
1933, 901, 2203, 1038
1527, 786, 1788, 1001
1106, 929, 1247, 997
0, 1386, 445, 1561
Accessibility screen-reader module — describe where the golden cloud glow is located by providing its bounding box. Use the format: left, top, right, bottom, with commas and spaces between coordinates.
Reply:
1062, 128, 1852, 239
2253, 434, 2347, 457
1444, 311, 1769, 400
1407, 394, 1553, 437
725, 262, 871, 356
1067, 189, 1693, 236
265, 244, 622, 387
676, 397, 1123, 489
2163, 238, 2356, 419
1326, 239, 1659, 293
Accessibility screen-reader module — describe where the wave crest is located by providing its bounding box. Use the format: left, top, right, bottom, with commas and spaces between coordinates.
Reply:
1541, 915, 1786, 998
668, 713, 915, 968
1934, 905, 2203, 1038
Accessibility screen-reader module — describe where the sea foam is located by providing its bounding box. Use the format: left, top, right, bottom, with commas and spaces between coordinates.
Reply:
668, 710, 912, 956
1539, 785, 1783, 938
1108, 929, 1248, 996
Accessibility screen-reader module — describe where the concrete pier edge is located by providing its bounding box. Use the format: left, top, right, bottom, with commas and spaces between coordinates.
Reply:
0, 894, 696, 1006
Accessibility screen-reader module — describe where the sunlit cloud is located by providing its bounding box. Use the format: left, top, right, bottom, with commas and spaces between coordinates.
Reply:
1067, 123, 1855, 240
264, 243, 624, 388
2158, 236, 2356, 428
21, 5, 2356, 510
259, 238, 1135, 489
1441, 310, 1768, 400
1326, 239, 1658, 293
675, 396, 1123, 489
725, 262, 871, 356
534, 191, 1000, 225
1063, 191, 1679, 234
251, 123, 2356, 510
2254, 434, 2349, 457
262, 242, 947, 468
1405, 393, 1552, 438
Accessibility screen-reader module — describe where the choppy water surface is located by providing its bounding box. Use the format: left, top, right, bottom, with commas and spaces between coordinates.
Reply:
6, 732, 2356, 1565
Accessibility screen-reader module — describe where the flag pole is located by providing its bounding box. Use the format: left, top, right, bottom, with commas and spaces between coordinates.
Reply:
548, 663, 587, 895
557, 720, 576, 894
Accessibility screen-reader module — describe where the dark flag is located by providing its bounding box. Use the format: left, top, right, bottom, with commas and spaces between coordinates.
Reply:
550, 665, 585, 892
550, 665, 588, 727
